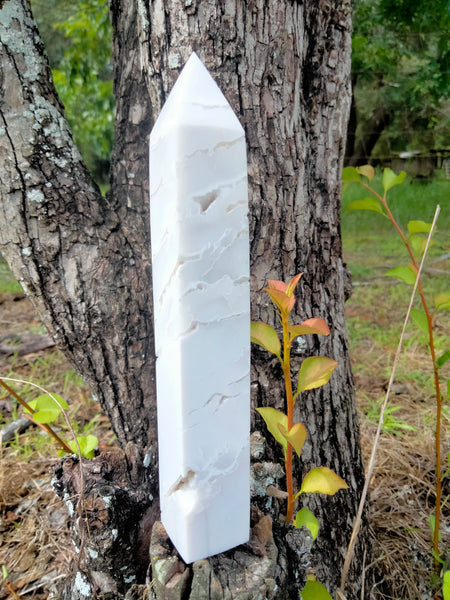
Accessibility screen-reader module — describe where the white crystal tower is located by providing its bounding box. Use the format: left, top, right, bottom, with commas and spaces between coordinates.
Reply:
149, 53, 250, 564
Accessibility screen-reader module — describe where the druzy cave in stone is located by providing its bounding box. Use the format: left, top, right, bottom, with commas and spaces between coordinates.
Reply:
149, 52, 250, 564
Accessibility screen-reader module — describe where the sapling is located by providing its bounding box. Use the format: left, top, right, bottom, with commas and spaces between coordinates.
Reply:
251, 274, 348, 597
339, 212, 438, 596
343, 165, 449, 571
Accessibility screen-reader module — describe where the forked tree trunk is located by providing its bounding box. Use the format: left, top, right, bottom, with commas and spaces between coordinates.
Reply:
0, 0, 369, 598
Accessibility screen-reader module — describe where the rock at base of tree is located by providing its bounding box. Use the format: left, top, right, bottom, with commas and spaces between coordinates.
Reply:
148, 512, 286, 600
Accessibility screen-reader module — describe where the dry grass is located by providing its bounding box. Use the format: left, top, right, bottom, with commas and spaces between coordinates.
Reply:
347, 289, 450, 598
350, 343, 449, 599
360, 419, 445, 599
0, 451, 73, 600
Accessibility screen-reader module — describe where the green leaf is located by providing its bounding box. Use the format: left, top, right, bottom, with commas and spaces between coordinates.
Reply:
410, 236, 431, 257
356, 165, 375, 181
298, 467, 348, 497
385, 265, 417, 285
23, 399, 38, 414
301, 580, 333, 600
295, 507, 319, 540
352, 35, 367, 52
251, 322, 281, 358
429, 514, 442, 542
432, 547, 445, 565
289, 318, 330, 340
407, 220, 432, 236
382, 168, 406, 192
2, 565, 9, 581
278, 422, 307, 456
347, 198, 384, 214
32, 409, 62, 424
255, 407, 288, 453
28, 393, 68, 412
23, 393, 69, 423
297, 356, 338, 393
410, 309, 429, 336
429, 513, 436, 536
68, 435, 98, 459
436, 351, 450, 369
435, 292, 450, 312
51, 0, 114, 175
443, 570, 450, 600
342, 167, 361, 183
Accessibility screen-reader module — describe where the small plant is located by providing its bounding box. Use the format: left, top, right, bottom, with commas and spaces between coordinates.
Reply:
364, 395, 417, 435
251, 274, 348, 597
343, 165, 449, 571
0, 377, 98, 459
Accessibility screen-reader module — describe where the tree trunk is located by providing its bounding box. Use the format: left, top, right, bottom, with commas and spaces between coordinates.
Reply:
0, 0, 369, 598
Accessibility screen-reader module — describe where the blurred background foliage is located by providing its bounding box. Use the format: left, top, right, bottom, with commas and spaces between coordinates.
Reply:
30, 0, 449, 184
347, 0, 450, 169
31, 0, 114, 185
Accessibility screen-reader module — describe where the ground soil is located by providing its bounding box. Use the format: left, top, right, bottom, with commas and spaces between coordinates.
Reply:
0, 281, 449, 600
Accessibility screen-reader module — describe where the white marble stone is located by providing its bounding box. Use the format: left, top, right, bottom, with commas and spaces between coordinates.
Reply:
149, 52, 250, 564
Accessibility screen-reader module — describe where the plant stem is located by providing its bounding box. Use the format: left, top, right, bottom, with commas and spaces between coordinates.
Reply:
2, 579, 20, 600
282, 314, 295, 523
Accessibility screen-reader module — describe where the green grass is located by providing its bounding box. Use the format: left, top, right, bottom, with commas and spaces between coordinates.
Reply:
362, 393, 417, 435
3, 351, 72, 401
0, 258, 23, 294
342, 169, 450, 234
342, 171, 449, 285
342, 172, 449, 287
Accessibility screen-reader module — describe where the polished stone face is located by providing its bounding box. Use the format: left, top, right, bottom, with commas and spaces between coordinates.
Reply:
149, 52, 250, 564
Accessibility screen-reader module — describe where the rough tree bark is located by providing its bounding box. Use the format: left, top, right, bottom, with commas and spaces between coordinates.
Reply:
0, 0, 369, 599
